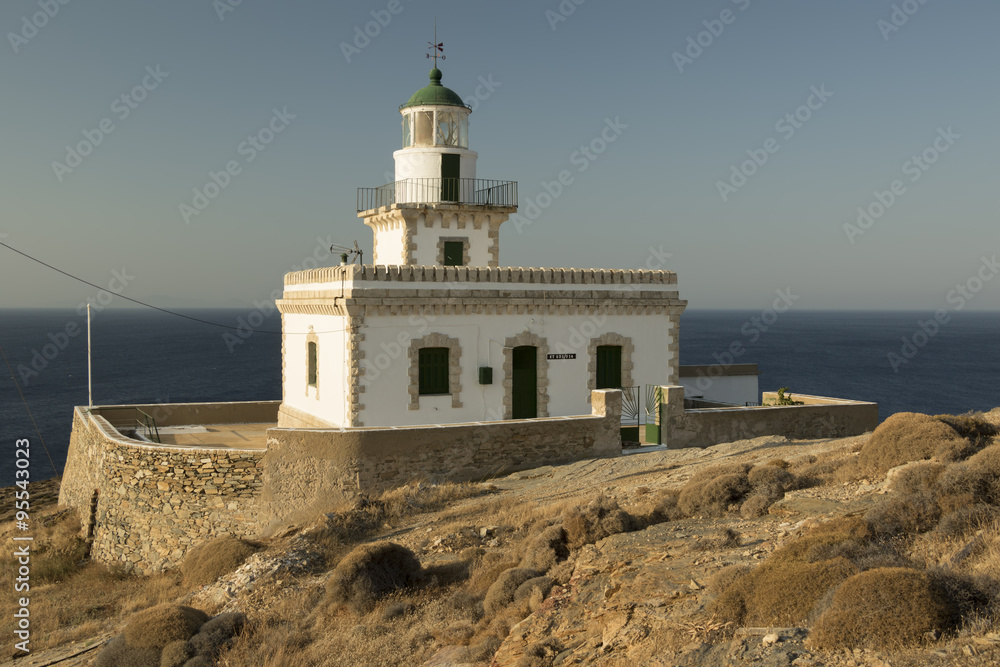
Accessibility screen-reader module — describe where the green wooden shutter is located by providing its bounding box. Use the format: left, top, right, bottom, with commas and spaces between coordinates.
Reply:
443, 241, 464, 266
419, 347, 450, 395
596, 345, 622, 389
441, 154, 460, 202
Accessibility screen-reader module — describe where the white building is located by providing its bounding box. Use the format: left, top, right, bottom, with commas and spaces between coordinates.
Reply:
275, 67, 687, 433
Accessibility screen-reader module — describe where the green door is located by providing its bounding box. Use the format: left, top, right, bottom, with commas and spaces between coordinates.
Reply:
596, 345, 622, 389
441, 153, 460, 202
511, 346, 537, 419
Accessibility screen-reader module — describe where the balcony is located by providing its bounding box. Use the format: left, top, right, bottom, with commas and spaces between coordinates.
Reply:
357, 178, 518, 212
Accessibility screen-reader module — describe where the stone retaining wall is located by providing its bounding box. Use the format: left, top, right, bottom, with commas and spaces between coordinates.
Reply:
260, 390, 623, 523
59, 393, 622, 573
59, 407, 266, 574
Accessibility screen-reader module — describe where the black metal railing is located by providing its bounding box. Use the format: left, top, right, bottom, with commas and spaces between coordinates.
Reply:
357, 178, 518, 211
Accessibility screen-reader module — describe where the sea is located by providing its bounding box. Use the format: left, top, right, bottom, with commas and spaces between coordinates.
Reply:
1, 309, 998, 487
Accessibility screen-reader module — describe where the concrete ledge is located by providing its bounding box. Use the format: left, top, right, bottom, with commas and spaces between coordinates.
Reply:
92, 400, 280, 428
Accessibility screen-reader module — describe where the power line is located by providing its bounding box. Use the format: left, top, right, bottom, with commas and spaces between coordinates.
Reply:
1, 241, 368, 338
1, 241, 286, 334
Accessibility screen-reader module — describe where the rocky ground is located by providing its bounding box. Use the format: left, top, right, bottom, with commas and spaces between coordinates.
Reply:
5, 431, 1000, 666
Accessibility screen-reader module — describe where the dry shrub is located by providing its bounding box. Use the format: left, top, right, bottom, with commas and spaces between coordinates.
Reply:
713, 517, 886, 626
708, 564, 752, 594
636, 489, 684, 526
465, 553, 520, 597
739, 493, 773, 519
935, 445, 1000, 506
188, 612, 247, 659
519, 524, 569, 573
935, 414, 999, 448
809, 568, 961, 650
94, 635, 161, 667
771, 517, 871, 564
792, 450, 863, 486
180, 536, 257, 587
678, 467, 751, 518
714, 557, 857, 627
160, 640, 194, 667
123, 604, 209, 651
436, 621, 476, 646
858, 412, 967, 476
885, 461, 946, 496
562, 495, 638, 549
483, 568, 539, 616
866, 493, 941, 536
513, 576, 554, 604
937, 505, 1000, 538
325, 542, 423, 613
748, 463, 796, 492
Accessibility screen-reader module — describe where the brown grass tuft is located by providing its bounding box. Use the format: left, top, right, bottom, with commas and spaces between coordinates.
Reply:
123, 604, 209, 650
519, 524, 569, 573
93, 635, 161, 667
160, 639, 194, 667
809, 568, 961, 650
866, 493, 941, 536
858, 412, 967, 476
325, 542, 423, 613
713, 557, 857, 627
180, 536, 257, 587
483, 568, 539, 616
678, 473, 750, 518
562, 495, 638, 549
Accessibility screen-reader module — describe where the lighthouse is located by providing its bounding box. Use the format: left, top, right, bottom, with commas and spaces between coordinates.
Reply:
276, 56, 685, 431
357, 65, 518, 268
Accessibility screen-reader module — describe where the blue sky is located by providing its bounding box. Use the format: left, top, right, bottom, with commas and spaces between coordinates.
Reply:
1, 0, 998, 311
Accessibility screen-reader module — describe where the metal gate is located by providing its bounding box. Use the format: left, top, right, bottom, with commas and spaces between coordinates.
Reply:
619, 385, 662, 446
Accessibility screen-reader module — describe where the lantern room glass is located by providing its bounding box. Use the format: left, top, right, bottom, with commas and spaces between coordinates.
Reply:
412, 111, 434, 146
402, 109, 469, 149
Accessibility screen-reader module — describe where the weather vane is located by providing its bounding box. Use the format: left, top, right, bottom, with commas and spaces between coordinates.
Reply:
426, 22, 445, 67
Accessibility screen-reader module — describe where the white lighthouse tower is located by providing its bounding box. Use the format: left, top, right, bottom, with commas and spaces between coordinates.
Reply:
357, 63, 518, 268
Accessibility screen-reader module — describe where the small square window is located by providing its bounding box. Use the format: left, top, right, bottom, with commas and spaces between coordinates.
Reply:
443, 241, 464, 266
419, 347, 450, 394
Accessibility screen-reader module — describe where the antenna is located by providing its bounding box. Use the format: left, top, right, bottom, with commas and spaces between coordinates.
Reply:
426, 20, 445, 67
330, 242, 363, 266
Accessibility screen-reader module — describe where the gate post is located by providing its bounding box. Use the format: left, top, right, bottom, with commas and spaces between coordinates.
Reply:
658, 385, 685, 449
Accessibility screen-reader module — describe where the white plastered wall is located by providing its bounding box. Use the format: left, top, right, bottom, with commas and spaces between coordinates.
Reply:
282, 312, 350, 426
373, 221, 407, 265
355, 310, 677, 427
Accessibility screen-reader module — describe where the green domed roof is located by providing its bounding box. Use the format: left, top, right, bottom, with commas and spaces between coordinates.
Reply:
401, 69, 470, 110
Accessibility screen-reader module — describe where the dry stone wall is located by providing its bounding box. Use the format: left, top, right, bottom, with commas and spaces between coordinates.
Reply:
59, 392, 622, 573
59, 408, 265, 575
